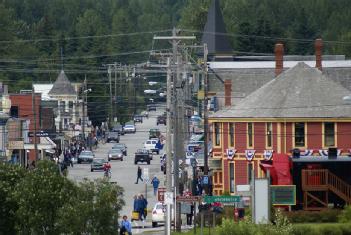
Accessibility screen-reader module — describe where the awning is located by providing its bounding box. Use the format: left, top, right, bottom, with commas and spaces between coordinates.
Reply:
24, 137, 56, 150
291, 156, 351, 162
45, 149, 55, 154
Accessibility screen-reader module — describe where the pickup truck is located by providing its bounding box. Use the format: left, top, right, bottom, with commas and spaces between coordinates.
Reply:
134, 149, 151, 165
156, 115, 166, 125
144, 139, 159, 155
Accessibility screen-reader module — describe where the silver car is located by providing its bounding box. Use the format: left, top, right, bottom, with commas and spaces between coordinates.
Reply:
108, 149, 124, 161
123, 124, 136, 134
78, 151, 94, 164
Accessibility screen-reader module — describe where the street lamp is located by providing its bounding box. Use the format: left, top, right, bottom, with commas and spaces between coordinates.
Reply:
82, 87, 92, 146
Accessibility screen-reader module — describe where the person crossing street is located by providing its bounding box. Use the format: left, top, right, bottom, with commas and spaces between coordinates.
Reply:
135, 166, 143, 184
151, 176, 160, 196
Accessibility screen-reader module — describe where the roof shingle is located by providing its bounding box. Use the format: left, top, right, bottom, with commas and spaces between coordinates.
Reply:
48, 70, 76, 96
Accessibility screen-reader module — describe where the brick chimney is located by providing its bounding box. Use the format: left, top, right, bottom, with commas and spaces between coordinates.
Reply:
315, 38, 323, 71
275, 43, 284, 77
224, 79, 232, 107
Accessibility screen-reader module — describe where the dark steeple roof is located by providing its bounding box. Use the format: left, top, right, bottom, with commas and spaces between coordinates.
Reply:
201, 0, 233, 55
48, 70, 76, 96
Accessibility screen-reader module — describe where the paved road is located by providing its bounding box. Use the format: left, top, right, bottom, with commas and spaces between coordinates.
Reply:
68, 108, 167, 234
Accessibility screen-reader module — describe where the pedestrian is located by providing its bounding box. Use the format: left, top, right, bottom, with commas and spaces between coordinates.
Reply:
151, 176, 160, 196
186, 204, 194, 225
140, 194, 148, 221
135, 166, 143, 184
120, 215, 132, 235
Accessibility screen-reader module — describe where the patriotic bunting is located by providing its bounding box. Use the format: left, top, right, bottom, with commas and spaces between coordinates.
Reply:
263, 150, 274, 160
226, 148, 237, 160
245, 150, 256, 161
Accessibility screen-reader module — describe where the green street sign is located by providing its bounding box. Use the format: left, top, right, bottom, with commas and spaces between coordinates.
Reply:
204, 195, 241, 203
271, 185, 296, 205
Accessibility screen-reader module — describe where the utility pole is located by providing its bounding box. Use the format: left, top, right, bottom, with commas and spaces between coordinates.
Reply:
82, 76, 86, 144
203, 44, 210, 194
32, 84, 38, 161
114, 62, 117, 120
108, 65, 113, 127
154, 27, 196, 234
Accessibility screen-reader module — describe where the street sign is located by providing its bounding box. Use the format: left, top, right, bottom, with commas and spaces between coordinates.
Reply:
202, 175, 209, 185
176, 195, 201, 202
164, 192, 174, 205
271, 185, 296, 205
204, 195, 241, 203
158, 187, 166, 202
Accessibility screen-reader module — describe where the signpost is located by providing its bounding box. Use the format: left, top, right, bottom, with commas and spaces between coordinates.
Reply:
176, 195, 201, 202
271, 185, 296, 205
143, 168, 149, 200
203, 195, 240, 203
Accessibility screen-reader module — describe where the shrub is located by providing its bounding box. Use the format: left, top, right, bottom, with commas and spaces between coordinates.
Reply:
284, 209, 340, 223
292, 223, 351, 235
339, 206, 351, 223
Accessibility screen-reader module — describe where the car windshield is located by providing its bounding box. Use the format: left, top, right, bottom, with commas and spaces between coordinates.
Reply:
94, 158, 105, 164
113, 144, 125, 148
146, 141, 152, 144
81, 151, 93, 156
137, 149, 148, 153
125, 125, 134, 128
110, 149, 122, 154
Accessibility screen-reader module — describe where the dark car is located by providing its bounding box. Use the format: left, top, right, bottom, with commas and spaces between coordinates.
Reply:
157, 115, 166, 125
108, 149, 124, 161
147, 104, 156, 111
149, 128, 161, 139
106, 131, 120, 143
112, 124, 125, 135
134, 115, 143, 123
134, 149, 151, 165
112, 143, 127, 156
78, 151, 95, 164
91, 158, 107, 172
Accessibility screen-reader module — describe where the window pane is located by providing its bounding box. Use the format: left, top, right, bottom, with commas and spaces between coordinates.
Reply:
229, 123, 234, 146
267, 122, 272, 147
248, 123, 253, 147
215, 123, 220, 146
248, 163, 253, 184
230, 163, 235, 193
324, 123, 335, 146
295, 123, 305, 147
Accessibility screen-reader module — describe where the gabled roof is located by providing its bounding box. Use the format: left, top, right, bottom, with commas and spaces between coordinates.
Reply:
48, 70, 76, 96
201, 0, 233, 55
212, 62, 351, 118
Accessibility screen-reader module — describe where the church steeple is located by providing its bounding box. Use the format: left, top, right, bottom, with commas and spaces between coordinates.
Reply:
201, 0, 233, 58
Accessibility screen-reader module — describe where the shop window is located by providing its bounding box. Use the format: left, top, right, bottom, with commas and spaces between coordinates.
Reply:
229, 123, 234, 147
324, 122, 335, 147
214, 123, 220, 146
266, 122, 273, 148
294, 123, 305, 147
247, 123, 253, 148
230, 163, 235, 193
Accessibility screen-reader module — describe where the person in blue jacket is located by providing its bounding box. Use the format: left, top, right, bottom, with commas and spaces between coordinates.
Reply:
151, 176, 160, 196
120, 215, 132, 235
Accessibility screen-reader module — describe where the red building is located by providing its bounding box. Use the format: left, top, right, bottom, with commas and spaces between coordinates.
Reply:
209, 59, 351, 202
10, 92, 41, 162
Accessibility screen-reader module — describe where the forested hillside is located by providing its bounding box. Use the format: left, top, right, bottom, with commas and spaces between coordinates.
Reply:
0, 0, 351, 124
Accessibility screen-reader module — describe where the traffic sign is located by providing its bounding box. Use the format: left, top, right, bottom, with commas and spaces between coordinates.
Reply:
176, 195, 201, 202
202, 175, 209, 185
158, 188, 166, 202
164, 192, 174, 205
204, 195, 241, 203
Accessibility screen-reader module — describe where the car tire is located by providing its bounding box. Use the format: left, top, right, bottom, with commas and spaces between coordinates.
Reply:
121, 158, 123, 161
134, 161, 137, 165
91, 169, 93, 172
157, 150, 160, 155
108, 158, 110, 161
152, 222, 157, 228
147, 161, 150, 165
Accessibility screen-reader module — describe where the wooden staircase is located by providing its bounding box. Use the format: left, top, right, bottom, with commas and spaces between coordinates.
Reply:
302, 169, 351, 210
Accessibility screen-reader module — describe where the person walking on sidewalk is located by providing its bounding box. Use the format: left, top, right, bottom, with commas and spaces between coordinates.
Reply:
135, 166, 143, 184
151, 176, 160, 196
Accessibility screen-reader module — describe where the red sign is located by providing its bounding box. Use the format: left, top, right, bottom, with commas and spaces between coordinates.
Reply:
158, 188, 166, 202
176, 195, 201, 202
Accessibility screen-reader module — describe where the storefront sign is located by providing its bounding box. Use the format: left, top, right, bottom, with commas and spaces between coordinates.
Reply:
271, 185, 296, 205
204, 195, 241, 203
158, 187, 166, 202
176, 196, 201, 202
8, 141, 24, 150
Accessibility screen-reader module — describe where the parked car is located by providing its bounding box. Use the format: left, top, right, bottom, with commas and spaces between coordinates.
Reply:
112, 143, 127, 156
123, 124, 136, 134
106, 131, 120, 143
147, 104, 156, 111
134, 115, 143, 123
149, 128, 161, 139
144, 139, 159, 154
112, 124, 125, 135
78, 150, 94, 164
90, 158, 107, 172
134, 149, 151, 165
108, 149, 124, 161
157, 115, 166, 125
151, 202, 174, 227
